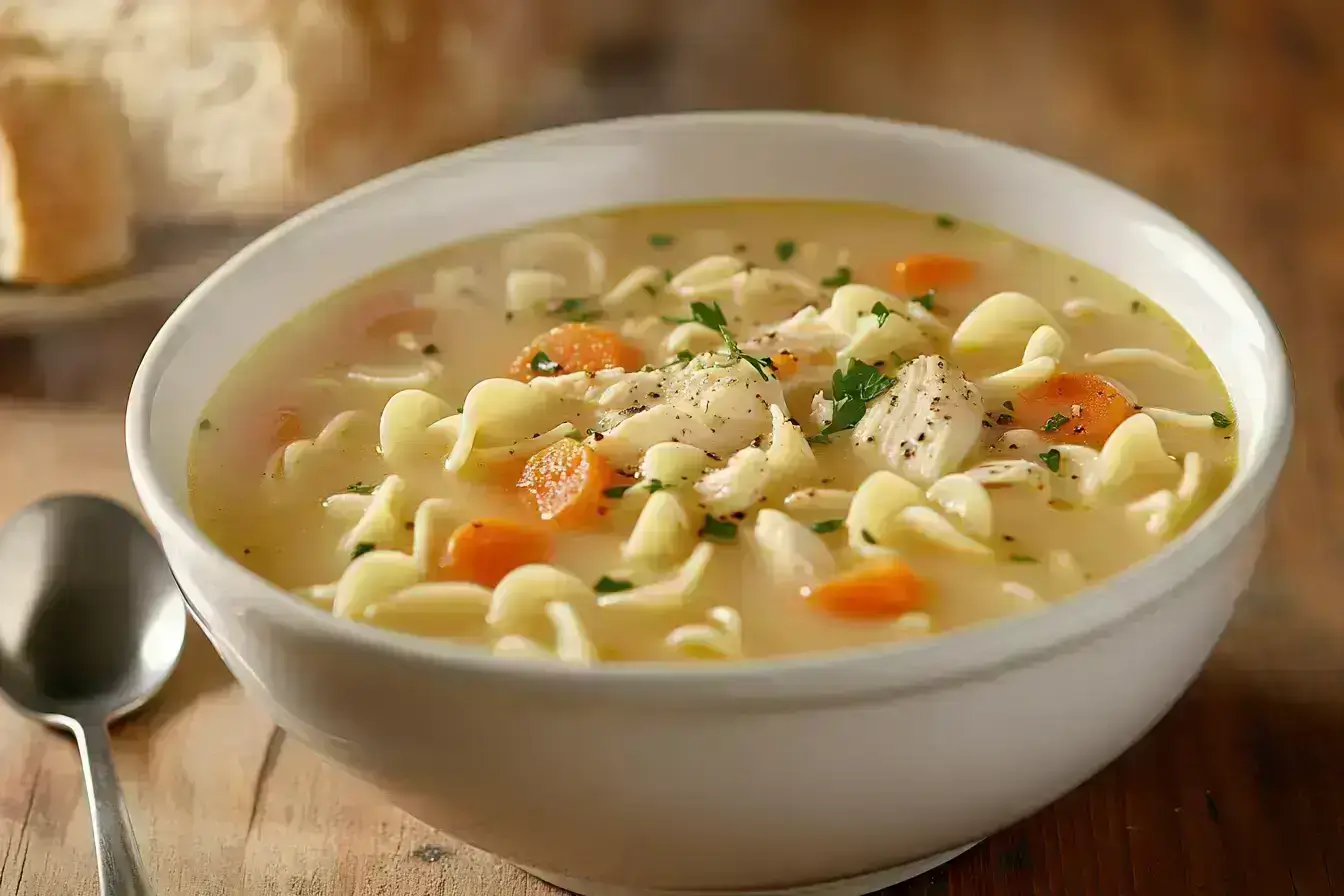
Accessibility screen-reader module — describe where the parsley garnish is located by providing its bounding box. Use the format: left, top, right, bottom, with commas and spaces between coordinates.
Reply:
594, 576, 634, 593
871, 301, 891, 326
645, 478, 668, 493
1039, 448, 1061, 473
820, 266, 852, 288
346, 481, 378, 495
689, 300, 773, 381
1041, 413, 1070, 432
808, 359, 893, 442
648, 233, 675, 248
663, 268, 674, 282
935, 213, 958, 230
603, 484, 632, 499
775, 239, 797, 262
811, 519, 844, 534
913, 291, 935, 311
1009, 554, 1038, 563
699, 515, 739, 542
1210, 411, 1232, 429
350, 542, 376, 560
530, 351, 561, 374
662, 349, 695, 368
552, 297, 602, 322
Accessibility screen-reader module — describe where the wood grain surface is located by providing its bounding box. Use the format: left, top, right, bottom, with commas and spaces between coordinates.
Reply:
0, 1, 1340, 894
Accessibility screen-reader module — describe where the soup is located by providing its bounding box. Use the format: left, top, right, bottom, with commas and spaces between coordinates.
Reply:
189, 201, 1236, 663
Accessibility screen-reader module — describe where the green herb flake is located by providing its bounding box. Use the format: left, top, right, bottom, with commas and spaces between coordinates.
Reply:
602, 485, 632, 499
594, 575, 634, 594
1210, 411, 1233, 429
699, 515, 739, 542
530, 351, 562, 374
811, 519, 844, 534
346, 481, 378, 495
806, 432, 832, 445
550, 296, 602, 322
1009, 553, 1038, 563
935, 213, 959, 230
871, 301, 891, 327
350, 542, 376, 561
775, 239, 797, 262
820, 266, 852, 288
648, 233, 676, 248
645, 478, 668, 493
689, 301, 729, 331
861, 529, 877, 545
1041, 413, 1070, 433
810, 359, 894, 441
1039, 448, 1062, 473
690, 300, 773, 381
661, 314, 692, 325
664, 268, 675, 282
913, 291, 935, 311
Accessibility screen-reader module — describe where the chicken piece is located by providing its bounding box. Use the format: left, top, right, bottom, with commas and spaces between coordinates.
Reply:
852, 355, 983, 487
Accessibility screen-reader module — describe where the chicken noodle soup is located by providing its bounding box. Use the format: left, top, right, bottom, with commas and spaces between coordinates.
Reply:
189, 201, 1236, 663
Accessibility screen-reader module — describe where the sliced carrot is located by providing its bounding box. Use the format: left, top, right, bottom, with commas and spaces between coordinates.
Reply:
769, 351, 800, 379
509, 323, 644, 381
1014, 373, 1137, 447
891, 253, 977, 297
804, 562, 927, 620
516, 437, 617, 526
434, 518, 554, 587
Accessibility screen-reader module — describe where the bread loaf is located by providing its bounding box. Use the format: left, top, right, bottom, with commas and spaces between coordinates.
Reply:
5, 0, 611, 222
0, 42, 133, 284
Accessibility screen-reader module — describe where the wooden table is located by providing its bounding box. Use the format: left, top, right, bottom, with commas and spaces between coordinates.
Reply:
0, 2, 1340, 893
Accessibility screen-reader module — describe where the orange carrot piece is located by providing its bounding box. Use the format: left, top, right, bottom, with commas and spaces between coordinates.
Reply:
1014, 373, 1137, 447
804, 562, 927, 620
435, 518, 553, 587
891, 253, 977, 297
509, 323, 644, 381
516, 438, 618, 526
769, 351, 800, 379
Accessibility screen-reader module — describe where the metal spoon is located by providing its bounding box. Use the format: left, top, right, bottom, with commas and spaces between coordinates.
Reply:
0, 495, 186, 896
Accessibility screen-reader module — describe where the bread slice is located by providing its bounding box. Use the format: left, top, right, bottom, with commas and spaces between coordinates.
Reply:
7, 0, 603, 221
0, 50, 133, 284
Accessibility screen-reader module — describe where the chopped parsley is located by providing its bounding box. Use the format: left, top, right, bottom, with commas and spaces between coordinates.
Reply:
603, 484, 632, 499
820, 266, 852, 288
861, 529, 877, 545
648, 233, 676, 248
775, 239, 797, 262
1041, 413, 1070, 432
346, 481, 378, 495
422, 343, 440, 356
808, 359, 893, 443
661, 314, 692, 325
912, 290, 936, 311
662, 349, 696, 368
935, 213, 959, 230
529, 351, 561, 374
663, 268, 675, 282
645, 478, 668, 493
688, 300, 773, 381
551, 297, 602, 322
1210, 411, 1233, 429
1009, 553, 1038, 563
350, 542, 376, 560
810, 519, 844, 534
1039, 448, 1062, 473
871, 301, 892, 327
594, 576, 634, 594
699, 515, 739, 542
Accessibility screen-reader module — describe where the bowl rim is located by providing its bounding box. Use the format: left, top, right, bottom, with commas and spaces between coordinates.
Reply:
126, 111, 1293, 697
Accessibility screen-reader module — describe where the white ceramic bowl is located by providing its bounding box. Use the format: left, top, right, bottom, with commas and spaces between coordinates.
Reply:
127, 113, 1291, 896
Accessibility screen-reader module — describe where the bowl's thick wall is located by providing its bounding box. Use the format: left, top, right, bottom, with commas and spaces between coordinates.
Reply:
128, 113, 1292, 891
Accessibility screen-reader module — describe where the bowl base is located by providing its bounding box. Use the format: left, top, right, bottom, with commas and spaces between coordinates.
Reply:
519, 840, 980, 896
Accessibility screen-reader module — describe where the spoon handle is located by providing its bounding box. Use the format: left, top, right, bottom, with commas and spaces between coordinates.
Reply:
74, 722, 153, 896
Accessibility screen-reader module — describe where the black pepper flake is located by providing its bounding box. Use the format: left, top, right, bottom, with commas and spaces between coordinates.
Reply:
705, 452, 722, 461
730, 511, 746, 520
504, 311, 514, 322
592, 432, 605, 442
916, 433, 926, 442
596, 506, 609, 516
1002, 535, 1015, 542
243, 547, 252, 554
422, 343, 440, 355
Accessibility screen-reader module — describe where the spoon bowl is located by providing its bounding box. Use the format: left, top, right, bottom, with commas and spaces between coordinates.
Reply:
0, 494, 185, 895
